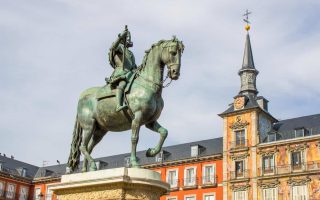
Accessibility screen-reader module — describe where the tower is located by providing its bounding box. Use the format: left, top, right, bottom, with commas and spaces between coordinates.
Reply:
219, 12, 277, 200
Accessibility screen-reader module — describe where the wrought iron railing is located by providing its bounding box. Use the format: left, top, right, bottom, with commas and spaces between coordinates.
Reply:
258, 161, 320, 176
229, 139, 249, 149
201, 175, 217, 186
230, 169, 250, 179
182, 177, 198, 188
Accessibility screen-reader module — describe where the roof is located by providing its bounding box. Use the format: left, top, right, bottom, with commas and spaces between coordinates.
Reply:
34, 137, 223, 178
0, 155, 39, 179
241, 33, 255, 69
262, 113, 320, 143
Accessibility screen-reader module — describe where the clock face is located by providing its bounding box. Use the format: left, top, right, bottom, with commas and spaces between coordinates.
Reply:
259, 114, 272, 138
234, 97, 245, 110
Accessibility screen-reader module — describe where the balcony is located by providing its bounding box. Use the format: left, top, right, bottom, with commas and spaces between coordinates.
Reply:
182, 177, 198, 189
201, 175, 217, 188
168, 179, 180, 191
258, 161, 320, 177
230, 169, 250, 180
229, 140, 249, 151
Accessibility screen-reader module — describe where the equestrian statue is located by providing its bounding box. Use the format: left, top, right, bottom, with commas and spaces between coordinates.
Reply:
67, 26, 184, 172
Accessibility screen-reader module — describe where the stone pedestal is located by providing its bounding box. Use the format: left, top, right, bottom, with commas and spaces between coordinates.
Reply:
50, 167, 169, 200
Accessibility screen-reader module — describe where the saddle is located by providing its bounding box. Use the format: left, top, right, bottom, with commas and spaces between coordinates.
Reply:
96, 72, 136, 101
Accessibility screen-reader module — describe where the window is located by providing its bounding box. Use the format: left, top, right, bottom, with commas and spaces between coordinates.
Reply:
167, 169, 178, 188
6, 184, 16, 199
291, 151, 303, 170
45, 187, 53, 200
0, 181, 4, 197
263, 155, 274, 174
292, 185, 307, 200
235, 160, 244, 177
235, 130, 246, 147
204, 193, 215, 200
19, 186, 29, 200
203, 165, 215, 184
294, 128, 305, 138
191, 145, 199, 157
155, 152, 163, 162
233, 191, 247, 200
262, 188, 277, 200
124, 157, 130, 167
21, 168, 27, 177
184, 167, 196, 186
185, 195, 196, 200
34, 188, 41, 200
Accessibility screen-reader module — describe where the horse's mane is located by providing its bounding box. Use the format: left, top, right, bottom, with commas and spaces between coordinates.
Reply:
138, 37, 184, 71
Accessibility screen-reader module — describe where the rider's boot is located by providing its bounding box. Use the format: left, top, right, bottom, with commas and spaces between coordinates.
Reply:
116, 88, 127, 112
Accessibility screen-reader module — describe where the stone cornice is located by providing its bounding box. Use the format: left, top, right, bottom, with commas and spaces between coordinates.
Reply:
258, 135, 320, 148
258, 180, 280, 189
230, 152, 249, 161
287, 177, 311, 186
286, 143, 309, 152
257, 147, 278, 156
230, 183, 251, 191
0, 171, 32, 184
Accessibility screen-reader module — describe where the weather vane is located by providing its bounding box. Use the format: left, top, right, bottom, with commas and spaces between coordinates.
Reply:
243, 9, 252, 31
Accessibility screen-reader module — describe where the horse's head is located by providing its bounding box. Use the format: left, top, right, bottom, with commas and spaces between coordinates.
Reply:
161, 37, 184, 80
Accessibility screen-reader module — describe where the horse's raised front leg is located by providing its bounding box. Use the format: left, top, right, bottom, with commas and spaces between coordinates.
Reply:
79, 119, 97, 172
130, 111, 142, 168
145, 121, 168, 157
82, 130, 106, 172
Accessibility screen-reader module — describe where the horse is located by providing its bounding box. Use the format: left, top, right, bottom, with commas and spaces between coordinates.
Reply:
67, 37, 184, 172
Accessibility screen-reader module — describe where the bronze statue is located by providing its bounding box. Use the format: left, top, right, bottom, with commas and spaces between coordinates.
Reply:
67, 26, 184, 172
107, 25, 137, 112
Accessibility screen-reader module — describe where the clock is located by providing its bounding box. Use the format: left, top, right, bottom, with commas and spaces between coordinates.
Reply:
234, 96, 245, 110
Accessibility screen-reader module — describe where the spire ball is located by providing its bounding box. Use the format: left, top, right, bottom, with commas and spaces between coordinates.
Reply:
245, 24, 251, 31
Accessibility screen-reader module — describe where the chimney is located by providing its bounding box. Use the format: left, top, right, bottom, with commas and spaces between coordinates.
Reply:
257, 96, 269, 111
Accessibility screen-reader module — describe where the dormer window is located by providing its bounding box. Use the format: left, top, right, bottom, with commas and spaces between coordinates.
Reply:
0, 162, 3, 171
294, 128, 305, 138
155, 151, 163, 162
191, 145, 199, 157
21, 168, 27, 177
124, 157, 130, 167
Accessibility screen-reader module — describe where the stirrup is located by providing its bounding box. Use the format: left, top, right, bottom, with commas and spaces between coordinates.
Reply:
116, 105, 128, 112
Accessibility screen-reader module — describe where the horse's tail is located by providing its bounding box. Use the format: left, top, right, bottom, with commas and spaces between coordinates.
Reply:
67, 116, 82, 172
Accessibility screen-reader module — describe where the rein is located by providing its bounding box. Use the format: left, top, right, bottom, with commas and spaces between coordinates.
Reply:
136, 70, 172, 89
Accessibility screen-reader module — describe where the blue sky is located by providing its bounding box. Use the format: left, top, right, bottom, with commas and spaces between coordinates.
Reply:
0, 0, 319, 166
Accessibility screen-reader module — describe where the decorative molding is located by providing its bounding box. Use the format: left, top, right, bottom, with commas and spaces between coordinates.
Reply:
230, 153, 249, 161
286, 143, 309, 152
229, 116, 249, 130
230, 183, 250, 191
287, 177, 311, 186
258, 180, 280, 189
258, 147, 278, 156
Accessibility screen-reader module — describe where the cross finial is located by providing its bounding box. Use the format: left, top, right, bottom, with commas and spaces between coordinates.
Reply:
243, 9, 252, 31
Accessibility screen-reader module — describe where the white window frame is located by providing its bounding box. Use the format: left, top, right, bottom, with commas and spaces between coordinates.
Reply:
6, 183, 16, 199
184, 194, 196, 200
262, 187, 278, 200
46, 186, 53, 200
202, 164, 216, 184
19, 186, 29, 200
166, 168, 179, 188
184, 166, 197, 186
291, 185, 308, 200
166, 196, 177, 200
233, 190, 248, 200
191, 145, 199, 157
203, 192, 216, 200
34, 187, 41, 200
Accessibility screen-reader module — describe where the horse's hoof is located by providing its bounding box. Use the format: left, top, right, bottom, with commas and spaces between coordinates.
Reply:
81, 168, 87, 173
146, 148, 155, 157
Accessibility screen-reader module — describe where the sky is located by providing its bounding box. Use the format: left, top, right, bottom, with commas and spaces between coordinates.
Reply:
0, 0, 319, 167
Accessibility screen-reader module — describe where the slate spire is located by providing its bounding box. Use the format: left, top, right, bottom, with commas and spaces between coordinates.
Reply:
238, 31, 259, 96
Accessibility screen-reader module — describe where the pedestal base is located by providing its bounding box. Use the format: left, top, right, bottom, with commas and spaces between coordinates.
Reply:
50, 167, 169, 200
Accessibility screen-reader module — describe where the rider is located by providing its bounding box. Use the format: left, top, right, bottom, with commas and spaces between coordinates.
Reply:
107, 26, 137, 112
